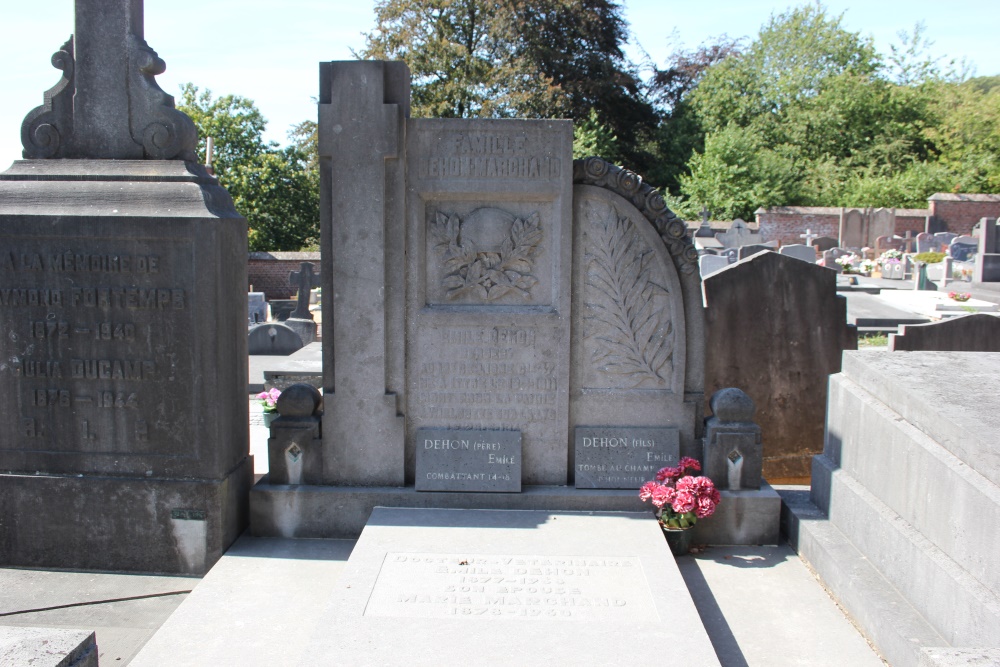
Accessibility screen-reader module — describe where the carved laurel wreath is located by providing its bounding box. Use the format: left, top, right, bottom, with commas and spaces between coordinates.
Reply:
430, 211, 543, 301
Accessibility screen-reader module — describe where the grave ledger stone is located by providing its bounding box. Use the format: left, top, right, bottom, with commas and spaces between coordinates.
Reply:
0, 0, 251, 574
251, 61, 743, 540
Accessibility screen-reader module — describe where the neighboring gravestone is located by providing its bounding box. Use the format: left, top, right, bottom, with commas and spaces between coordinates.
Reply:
715, 218, 756, 248
703, 251, 857, 480
810, 236, 838, 253
699, 254, 730, 277
248, 292, 267, 324
875, 235, 904, 253
975, 217, 1000, 282
949, 236, 978, 262
738, 243, 775, 260
719, 247, 739, 263
840, 208, 866, 248
916, 232, 935, 253
250, 61, 734, 542
0, 0, 251, 574
934, 232, 958, 249
248, 323, 304, 356
284, 262, 319, 344
869, 207, 895, 244
889, 314, 1000, 352
702, 388, 762, 491
779, 244, 817, 263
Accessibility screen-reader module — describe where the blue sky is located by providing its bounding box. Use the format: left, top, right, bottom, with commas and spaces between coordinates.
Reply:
1, 0, 997, 167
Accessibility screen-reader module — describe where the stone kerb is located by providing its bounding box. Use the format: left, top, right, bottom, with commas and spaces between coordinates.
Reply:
889, 313, 1000, 352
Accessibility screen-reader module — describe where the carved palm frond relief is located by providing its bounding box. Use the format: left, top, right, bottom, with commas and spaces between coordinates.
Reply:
585, 204, 673, 387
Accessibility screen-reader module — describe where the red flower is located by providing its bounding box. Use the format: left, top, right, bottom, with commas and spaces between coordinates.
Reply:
695, 495, 717, 519
679, 456, 702, 472
656, 466, 681, 482
672, 490, 696, 514
639, 481, 658, 501
651, 485, 674, 508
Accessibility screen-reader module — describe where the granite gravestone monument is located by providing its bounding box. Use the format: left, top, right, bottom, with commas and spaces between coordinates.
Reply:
250, 61, 718, 538
285, 261, 319, 344
0, 0, 250, 574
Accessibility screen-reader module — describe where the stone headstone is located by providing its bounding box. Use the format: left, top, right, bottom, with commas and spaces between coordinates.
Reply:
703, 251, 857, 480
779, 244, 818, 263
933, 232, 958, 249
949, 236, 978, 262
875, 235, 904, 253
702, 388, 762, 491
737, 243, 774, 260
889, 314, 1000, 352
250, 61, 710, 541
288, 262, 320, 320
719, 247, 739, 264
869, 207, 895, 244
699, 254, 730, 278
810, 236, 838, 253
0, 0, 250, 575
248, 323, 304, 356
715, 218, 756, 248
267, 299, 296, 321
840, 208, 866, 249
574, 426, 678, 489
248, 292, 267, 324
415, 429, 522, 492
916, 232, 935, 253
975, 217, 1000, 282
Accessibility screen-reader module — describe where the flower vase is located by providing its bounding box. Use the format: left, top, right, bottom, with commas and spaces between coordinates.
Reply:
662, 527, 694, 557
262, 411, 278, 429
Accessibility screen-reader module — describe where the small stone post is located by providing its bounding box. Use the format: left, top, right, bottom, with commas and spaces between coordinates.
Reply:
702, 388, 763, 491
267, 384, 324, 486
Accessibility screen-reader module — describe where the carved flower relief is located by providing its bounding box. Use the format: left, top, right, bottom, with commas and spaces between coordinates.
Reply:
429, 208, 543, 301
583, 202, 674, 389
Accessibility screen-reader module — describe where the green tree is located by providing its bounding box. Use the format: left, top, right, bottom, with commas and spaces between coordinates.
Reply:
359, 0, 658, 172
178, 85, 319, 251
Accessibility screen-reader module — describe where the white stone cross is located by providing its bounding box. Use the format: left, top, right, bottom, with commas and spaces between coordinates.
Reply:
800, 229, 819, 245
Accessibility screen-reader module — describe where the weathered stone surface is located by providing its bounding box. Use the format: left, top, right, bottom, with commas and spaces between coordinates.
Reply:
703, 251, 857, 481
405, 118, 574, 486
703, 388, 762, 491
319, 60, 408, 486
699, 254, 730, 277
778, 244, 817, 263
304, 508, 720, 666
248, 323, 303, 356
414, 429, 521, 492
0, 627, 98, 667
21, 0, 196, 161
247, 292, 266, 324
0, 159, 250, 573
889, 313, 1000, 351
975, 217, 1000, 282
574, 426, 678, 489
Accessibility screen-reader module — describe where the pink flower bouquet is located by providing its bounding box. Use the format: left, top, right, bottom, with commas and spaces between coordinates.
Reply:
639, 457, 721, 530
256, 388, 281, 413
948, 291, 971, 302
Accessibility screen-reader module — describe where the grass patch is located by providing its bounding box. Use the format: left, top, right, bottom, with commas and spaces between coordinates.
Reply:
858, 333, 888, 348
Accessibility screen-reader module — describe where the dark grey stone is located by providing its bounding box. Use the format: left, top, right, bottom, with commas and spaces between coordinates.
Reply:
248, 292, 267, 324
0, 160, 250, 574
738, 244, 774, 260
282, 317, 316, 346
574, 426, 678, 489
703, 388, 762, 491
21, 0, 196, 161
267, 299, 296, 321
703, 251, 857, 480
288, 262, 319, 320
809, 236, 838, 253
948, 236, 978, 262
700, 254, 730, 277
778, 244, 817, 263
248, 323, 303, 356
268, 385, 323, 487
975, 217, 1000, 282
414, 429, 521, 492
889, 313, 1000, 351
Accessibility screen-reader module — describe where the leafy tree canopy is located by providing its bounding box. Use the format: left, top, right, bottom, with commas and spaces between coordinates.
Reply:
178, 85, 319, 251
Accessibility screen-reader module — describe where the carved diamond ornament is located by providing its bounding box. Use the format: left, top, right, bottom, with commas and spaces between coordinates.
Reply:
728, 449, 743, 465
286, 444, 303, 463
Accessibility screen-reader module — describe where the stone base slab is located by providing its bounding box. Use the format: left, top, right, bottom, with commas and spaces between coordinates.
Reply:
0, 457, 252, 575
250, 480, 780, 545
305, 508, 720, 666
0, 627, 98, 667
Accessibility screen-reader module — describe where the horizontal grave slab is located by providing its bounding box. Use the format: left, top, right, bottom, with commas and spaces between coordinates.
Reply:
415, 428, 521, 492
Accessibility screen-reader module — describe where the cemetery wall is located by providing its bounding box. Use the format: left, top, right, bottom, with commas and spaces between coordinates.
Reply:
248, 252, 321, 299
755, 206, 927, 244
928, 194, 1000, 236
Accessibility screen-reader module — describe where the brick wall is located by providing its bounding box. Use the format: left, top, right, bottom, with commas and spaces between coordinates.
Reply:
247, 252, 321, 299
756, 207, 841, 245
929, 194, 1000, 236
